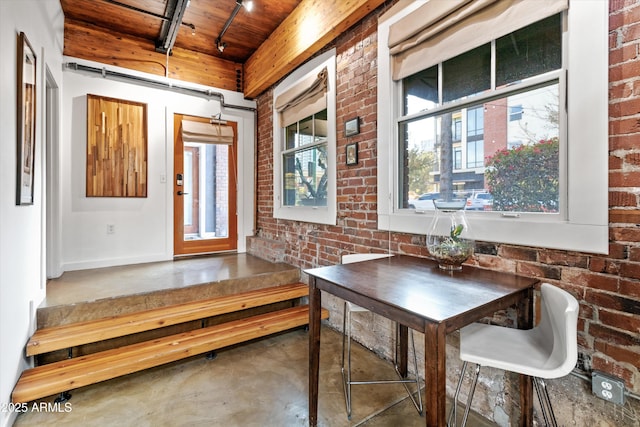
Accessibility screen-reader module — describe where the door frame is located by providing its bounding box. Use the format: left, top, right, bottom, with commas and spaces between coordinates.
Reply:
173, 114, 238, 255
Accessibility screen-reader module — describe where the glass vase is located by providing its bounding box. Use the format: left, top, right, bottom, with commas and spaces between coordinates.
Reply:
426, 199, 475, 271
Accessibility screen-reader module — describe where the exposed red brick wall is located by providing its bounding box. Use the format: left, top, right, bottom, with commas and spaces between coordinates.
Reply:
253, 1, 640, 394
605, 0, 640, 391
256, 88, 276, 240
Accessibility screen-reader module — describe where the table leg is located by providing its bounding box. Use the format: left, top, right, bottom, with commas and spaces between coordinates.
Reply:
424, 322, 447, 426
397, 323, 409, 377
518, 287, 534, 425
308, 277, 321, 427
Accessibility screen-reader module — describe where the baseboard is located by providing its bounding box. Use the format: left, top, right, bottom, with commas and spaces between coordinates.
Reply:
62, 253, 172, 272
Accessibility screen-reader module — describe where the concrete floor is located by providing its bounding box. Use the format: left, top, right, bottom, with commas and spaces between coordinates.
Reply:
14, 254, 496, 426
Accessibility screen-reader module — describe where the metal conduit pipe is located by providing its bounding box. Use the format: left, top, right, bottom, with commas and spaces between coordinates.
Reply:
63, 62, 256, 113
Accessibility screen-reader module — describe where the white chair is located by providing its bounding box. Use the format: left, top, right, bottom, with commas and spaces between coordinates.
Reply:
340, 253, 423, 419
449, 283, 579, 427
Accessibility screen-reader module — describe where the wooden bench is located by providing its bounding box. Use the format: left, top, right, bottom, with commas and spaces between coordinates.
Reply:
13, 283, 329, 404
26, 282, 311, 356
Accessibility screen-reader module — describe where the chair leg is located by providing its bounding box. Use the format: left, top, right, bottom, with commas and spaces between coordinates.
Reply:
449, 370, 559, 427
460, 364, 481, 427
534, 378, 558, 427
447, 361, 480, 427
448, 361, 468, 427
394, 325, 423, 415
408, 329, 423, 415
341, 307, 424, 419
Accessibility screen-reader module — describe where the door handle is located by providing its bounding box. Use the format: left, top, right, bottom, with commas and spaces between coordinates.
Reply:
177, 191, 189, 196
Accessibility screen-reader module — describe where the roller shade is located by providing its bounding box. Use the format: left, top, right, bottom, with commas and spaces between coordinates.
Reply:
389, 0, 568, 81
181, 120, 234, 144
275, 67, 328, 127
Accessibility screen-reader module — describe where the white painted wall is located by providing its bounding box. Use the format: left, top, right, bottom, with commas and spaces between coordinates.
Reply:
0, 1, 64, 426
1, 2, 256, 424
60, 60, 256, 271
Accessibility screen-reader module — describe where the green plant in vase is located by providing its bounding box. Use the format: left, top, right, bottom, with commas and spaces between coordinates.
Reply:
426, 199, 474, 271
428, 225, 474, 269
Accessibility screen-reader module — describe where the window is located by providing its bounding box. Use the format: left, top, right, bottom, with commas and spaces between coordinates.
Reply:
510, 105, 524, 122
282, 111, 328, 207
399, 14, 560, 211
378, 0, 608, 253
273, 49, 336, 224
454, 148, 462, 170
466, 106, 484, 169
452, 112, 462, 142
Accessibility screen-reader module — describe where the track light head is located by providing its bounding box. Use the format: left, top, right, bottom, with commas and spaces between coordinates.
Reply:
216, 38, 226, 53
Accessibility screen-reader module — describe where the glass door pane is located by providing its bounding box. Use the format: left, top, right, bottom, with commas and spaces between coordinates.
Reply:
183, 146, 198, 235
183, 142, 229, 241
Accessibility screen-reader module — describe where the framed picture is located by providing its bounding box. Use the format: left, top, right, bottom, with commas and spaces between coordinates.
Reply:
346, 142, 358, 166
344, 117, 359, 137
16, 32, 37, 205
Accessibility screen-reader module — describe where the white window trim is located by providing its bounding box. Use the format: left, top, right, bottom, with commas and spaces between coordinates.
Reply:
273, 49, 337, 225
377, 1, 608, 254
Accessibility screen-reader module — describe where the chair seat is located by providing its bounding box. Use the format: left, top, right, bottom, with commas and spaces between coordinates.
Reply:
460, 322, 571, 379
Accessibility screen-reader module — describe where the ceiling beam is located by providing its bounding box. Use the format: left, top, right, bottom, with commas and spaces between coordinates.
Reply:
63, 18, 243, 92
243, 0, 387, 99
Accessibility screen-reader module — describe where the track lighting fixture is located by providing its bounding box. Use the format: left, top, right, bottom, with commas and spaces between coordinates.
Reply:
104, 0, 196, 54
215, 0, 253, 54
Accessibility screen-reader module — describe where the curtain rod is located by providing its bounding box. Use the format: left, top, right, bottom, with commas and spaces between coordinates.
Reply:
63, 62, 256, 113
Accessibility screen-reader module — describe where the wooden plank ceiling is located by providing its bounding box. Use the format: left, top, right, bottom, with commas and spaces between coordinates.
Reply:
60, 0, 386, 99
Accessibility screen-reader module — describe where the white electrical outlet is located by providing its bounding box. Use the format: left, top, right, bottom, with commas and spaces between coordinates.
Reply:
592, 371, 625, 405
107, 224, 115, 234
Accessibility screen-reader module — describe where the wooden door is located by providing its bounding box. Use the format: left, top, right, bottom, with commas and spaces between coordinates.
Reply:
173, 114, 237, 255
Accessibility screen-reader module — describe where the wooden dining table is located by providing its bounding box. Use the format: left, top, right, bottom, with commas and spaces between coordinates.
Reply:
305, 255, 539, 426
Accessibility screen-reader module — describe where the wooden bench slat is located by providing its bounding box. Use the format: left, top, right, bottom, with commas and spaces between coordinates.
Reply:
13, 305, 329, 403
26, 283, 309, 356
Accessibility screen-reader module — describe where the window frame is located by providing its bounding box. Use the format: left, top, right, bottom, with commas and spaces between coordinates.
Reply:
273, 49, 337, 225
377, 1, 608, 254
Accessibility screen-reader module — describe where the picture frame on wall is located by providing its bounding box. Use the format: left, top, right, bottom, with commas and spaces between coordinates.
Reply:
346, 142, 358, 166
344, 117, 359, 137
16, 31, 37, 206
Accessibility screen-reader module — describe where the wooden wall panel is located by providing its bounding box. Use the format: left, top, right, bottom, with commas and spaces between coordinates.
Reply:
87, 94, 147, 197
64, 19, 243, 92
243, 0, 386, 99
